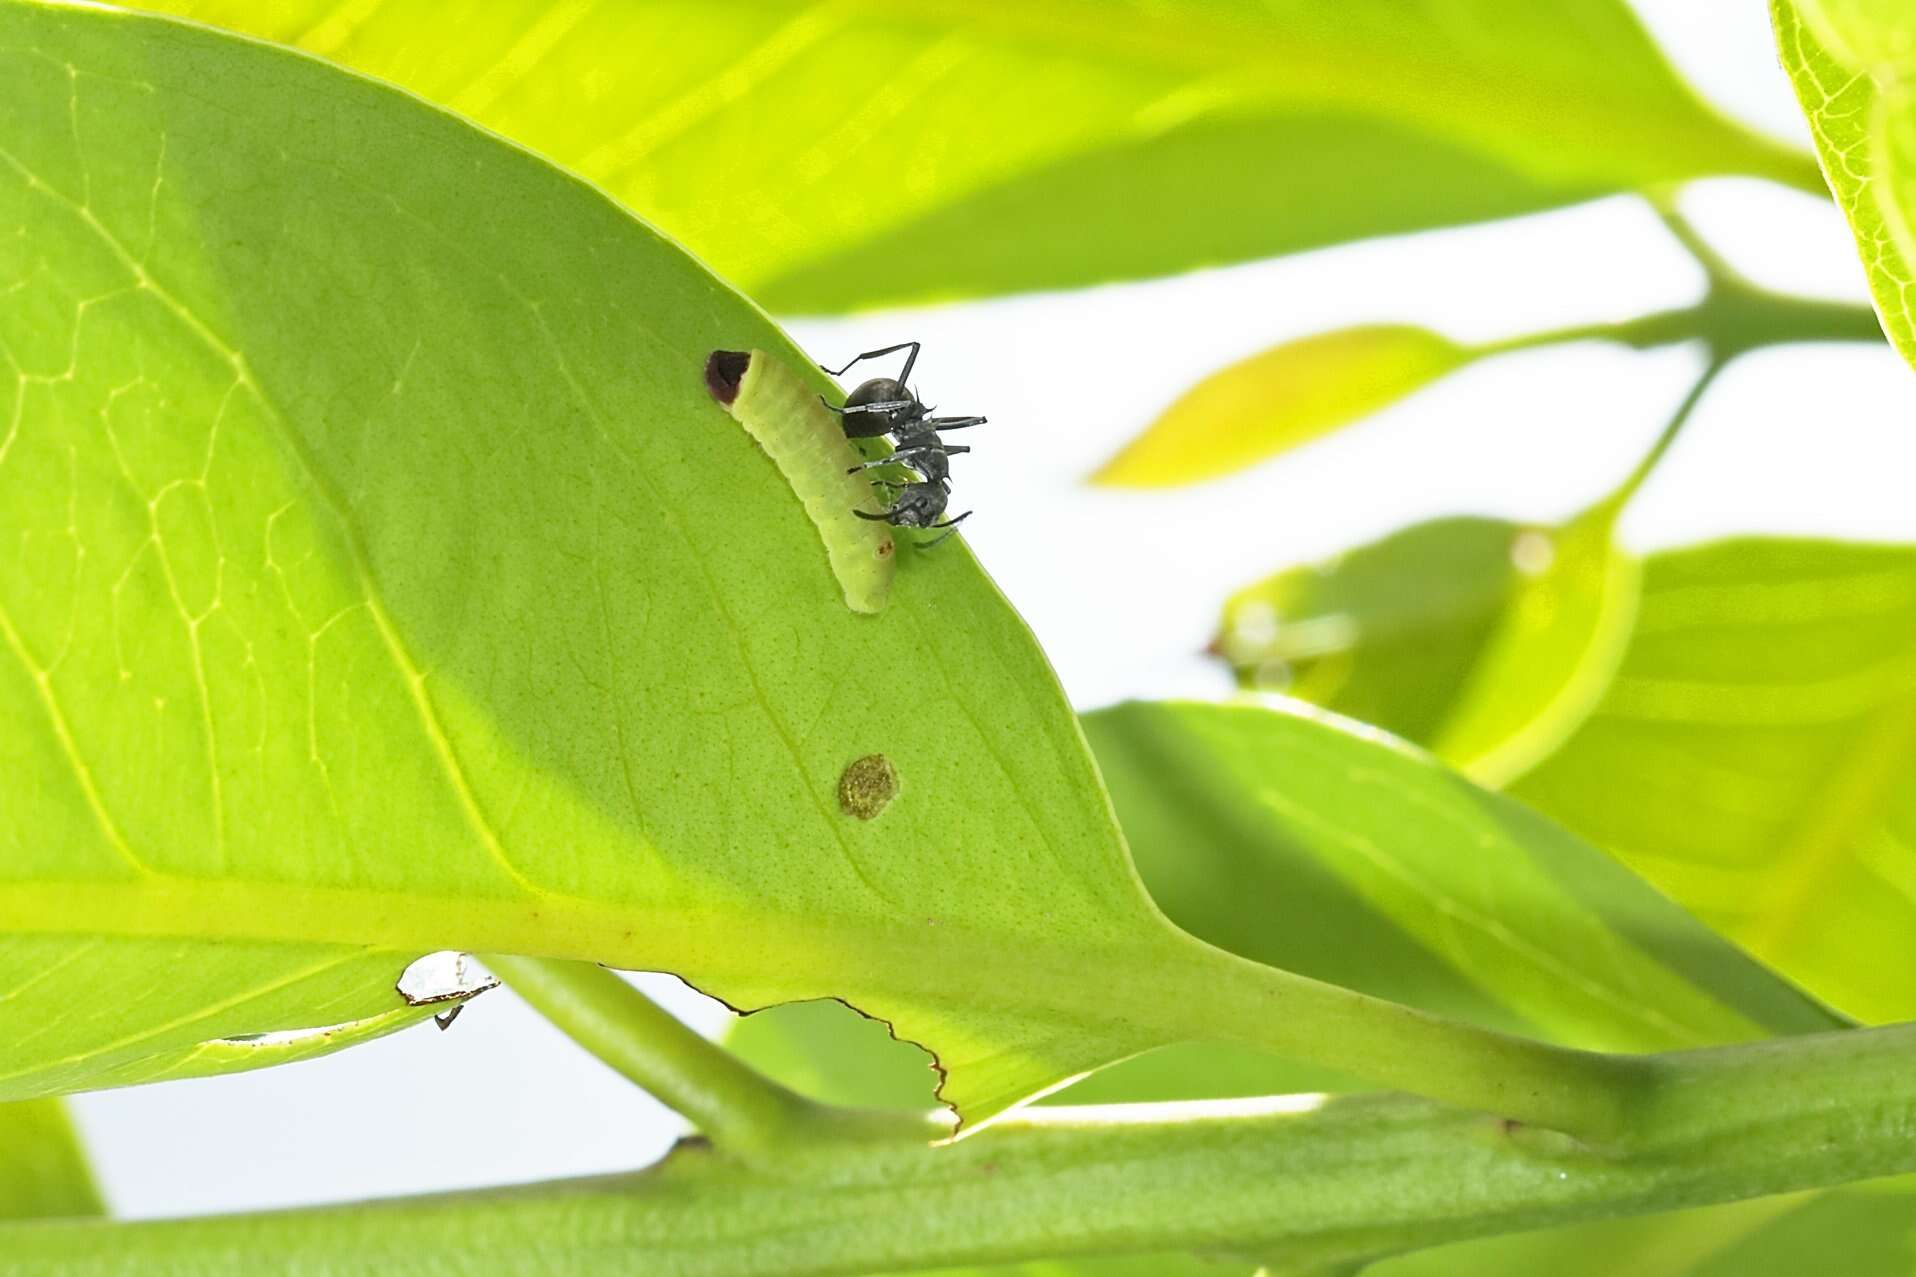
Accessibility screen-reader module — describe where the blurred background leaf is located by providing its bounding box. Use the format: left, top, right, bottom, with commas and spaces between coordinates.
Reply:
1512, 537, 1916, 1024
0, 1099, 102, 1221
1216, 506, 1640, 787
1774, 0, 1916, 370
1092, 326, 1472, 487
1215, 516, 1526, 744
1222, 528, 1916, 1024
1426, 499, 1639, 785
133, 0, 1821, 311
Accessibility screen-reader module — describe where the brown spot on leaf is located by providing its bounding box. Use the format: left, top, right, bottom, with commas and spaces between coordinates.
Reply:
837, 754, 899, 820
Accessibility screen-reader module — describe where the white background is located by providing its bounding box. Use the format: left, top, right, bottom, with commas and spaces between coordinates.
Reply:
70, 0, 1916, 1218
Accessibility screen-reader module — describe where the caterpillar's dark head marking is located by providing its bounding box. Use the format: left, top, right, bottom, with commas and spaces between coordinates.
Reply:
705, 349, 750, 406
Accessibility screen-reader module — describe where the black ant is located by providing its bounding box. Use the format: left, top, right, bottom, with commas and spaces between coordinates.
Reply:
819, 342, 983, 548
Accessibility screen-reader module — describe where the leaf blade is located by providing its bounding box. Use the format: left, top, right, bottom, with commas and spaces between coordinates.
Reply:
1774, 0, 1916, 369
1092, 325, 1472, 487
0, 0, 1192, 1122
127, 0, 1822, 309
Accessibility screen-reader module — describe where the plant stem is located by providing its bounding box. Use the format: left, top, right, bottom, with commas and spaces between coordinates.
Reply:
1473, 289, 1881, 364
1472, 201, 1882, 363
14, 1021, 1915, 1277
485, 956, 928, 1164
1611, 359, 1724, 506
1183, 942, 1650, 1146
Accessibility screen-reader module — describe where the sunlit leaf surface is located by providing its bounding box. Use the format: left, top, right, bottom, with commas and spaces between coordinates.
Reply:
1775, 0, 1916, 370
1093, 326, 1471, 487
1222, 525, 1916, 1022
733, 698, 1844, 1276
125, 0, 1822, 310
0, 0, 1246, 1123
735, 701, 1838, 1106
1217, 511, 1639, 785
1514, 538, 1916, 1023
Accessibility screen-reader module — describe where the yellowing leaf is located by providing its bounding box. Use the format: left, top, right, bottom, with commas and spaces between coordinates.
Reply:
1094, 326, 1471, 487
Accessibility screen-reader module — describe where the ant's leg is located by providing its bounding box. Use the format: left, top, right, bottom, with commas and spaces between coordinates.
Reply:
845, 445, 952, 475
924, 415, 986, 430
822, 394, 917, 418
852, 507, 900, 523
821, 395, 914, 414
916, 511, 971, 549
821, 341, 919, 385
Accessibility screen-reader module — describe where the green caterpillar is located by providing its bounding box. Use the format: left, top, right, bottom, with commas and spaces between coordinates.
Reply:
706, 349, 895, 614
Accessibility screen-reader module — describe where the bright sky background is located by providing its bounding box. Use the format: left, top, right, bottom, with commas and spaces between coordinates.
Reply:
70, 0, 1916, 1219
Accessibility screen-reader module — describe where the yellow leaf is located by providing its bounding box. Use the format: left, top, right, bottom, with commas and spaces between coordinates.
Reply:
1094, 325, 1472, 487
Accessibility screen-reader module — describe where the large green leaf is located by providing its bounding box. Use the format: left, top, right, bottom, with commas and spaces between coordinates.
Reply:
124, 0, 1822, 311
0, 1099, 101, 1220
731, 697, 1843, 1277
1, 0, 1453, 1128
1514, 537, 1916, 1023
1083, 701, 1838, 1051
1217, 508, 1639, 786
1214, 516, 1521, 744
733, 702, 1837, 1108
1775, 0, 1916, 370
1219, 526, 1916, 1022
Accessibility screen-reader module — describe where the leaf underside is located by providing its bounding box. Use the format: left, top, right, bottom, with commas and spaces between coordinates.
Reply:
129, 0, 1820, 310
0, 0, 1216, 1124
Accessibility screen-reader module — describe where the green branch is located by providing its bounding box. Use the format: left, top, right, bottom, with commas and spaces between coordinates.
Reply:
486, 956, 932, 1164
13, 1021, 1915, 1276
1475, 201, 1883, 363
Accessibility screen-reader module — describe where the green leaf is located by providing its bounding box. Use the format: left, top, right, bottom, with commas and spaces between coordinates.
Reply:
0, 0, 1203, 1123
1082, 701, 1840, 1052
0, 936, 459, 1099
1092, 326, 1472, 488
734, 700, 1836, 1111
1217, 508, 1640, 786
1774, 0, 1916, 369
1428, 500, 1641, 786
0, 1099, 101, 1220
1513, 537, 1916, 1023
1371, 1176, 1916, 1276
8, 0, 1583, 1133
1215, 516, 1522, 744
124, 0, 1822, 310
731, 698, 1843, 1275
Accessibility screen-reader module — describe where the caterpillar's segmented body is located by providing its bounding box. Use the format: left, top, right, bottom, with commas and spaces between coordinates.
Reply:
706, 349, 895, 614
